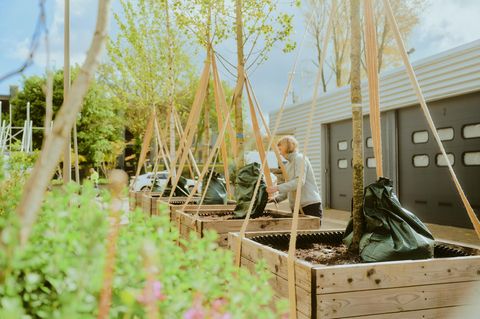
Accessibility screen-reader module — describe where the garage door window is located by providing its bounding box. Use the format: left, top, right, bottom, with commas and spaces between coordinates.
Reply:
463, 152, 480, 166
366, 157, 376, 168
412, 131, 428, 144
337, 140, 348, 151
366, 137, 373, 148
413, 154, 429, 167
436, 153, 454, 167
338, 159, 348, 169
437, 127, 454, 141
463, 123, 480, 139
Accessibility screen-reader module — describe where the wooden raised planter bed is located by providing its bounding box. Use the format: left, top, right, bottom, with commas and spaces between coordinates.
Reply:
174, 209, 321, 248
128, 191, 151, 210
128, 191, 136, 211
128, 192, 201, 216
228, 230, 480, 319
158, 199, 237, 219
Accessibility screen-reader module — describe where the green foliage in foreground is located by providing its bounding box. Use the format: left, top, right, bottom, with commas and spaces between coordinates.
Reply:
0, 176, 286, 318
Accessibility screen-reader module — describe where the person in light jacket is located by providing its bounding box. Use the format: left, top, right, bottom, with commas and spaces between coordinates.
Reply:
266, 136, 322, 218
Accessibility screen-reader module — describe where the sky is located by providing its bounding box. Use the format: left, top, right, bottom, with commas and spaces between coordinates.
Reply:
1, 0, 479, 118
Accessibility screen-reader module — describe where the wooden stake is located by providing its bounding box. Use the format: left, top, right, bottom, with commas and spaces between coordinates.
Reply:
245, 76, 288, 181
245, 81, 273, 188
63, 0, 71, 183
364, 0, 383, 178
167, 61, 210, 201
383, 0, 480, 238
211, 55, 232, 196
97, 170, 128, 319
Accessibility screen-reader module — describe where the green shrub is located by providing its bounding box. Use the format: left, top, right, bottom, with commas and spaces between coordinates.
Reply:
0, 179, 286, 318
0, 151, 37, 218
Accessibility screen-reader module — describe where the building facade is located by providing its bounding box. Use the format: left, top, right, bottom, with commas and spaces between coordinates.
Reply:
269, 40, 480, 228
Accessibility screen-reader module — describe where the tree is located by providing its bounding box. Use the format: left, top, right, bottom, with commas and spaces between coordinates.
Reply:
16, 0, 111, 244
349, 0, 364, 254
174, 0, 297, 169
232, 0, 297, 168
77, 79, 125, 171
106, 0, 194, 139
10, 69, 124, 169
10, 72, 64, 149
304, 0, 425, 91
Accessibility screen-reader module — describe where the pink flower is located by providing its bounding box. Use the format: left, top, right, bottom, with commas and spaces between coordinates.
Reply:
137, 280, 166, 304
183, 307, 206, 319
211, 298, 227, 311
152, 281, 164, 300
213, 313, 232, 319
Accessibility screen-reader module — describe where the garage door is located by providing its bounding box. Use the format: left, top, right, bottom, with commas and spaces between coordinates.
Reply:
398, 92, 480, 228
329, 112, 396, 211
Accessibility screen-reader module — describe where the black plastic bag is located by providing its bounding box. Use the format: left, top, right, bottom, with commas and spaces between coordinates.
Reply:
202, 170, 227, 205
343, 177, 435, 262
162, 176, 190, 197
233, 163, 268, 219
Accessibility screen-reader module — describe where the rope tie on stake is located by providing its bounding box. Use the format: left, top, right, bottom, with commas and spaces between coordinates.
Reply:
383, 0, 480, 239
364, 0, 383, 178
233, 11, 318, 271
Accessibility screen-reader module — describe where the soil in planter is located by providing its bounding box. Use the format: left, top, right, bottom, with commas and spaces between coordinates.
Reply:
291, 243, 362, 265
251, 231, 479, 266
198, 211, 277, 220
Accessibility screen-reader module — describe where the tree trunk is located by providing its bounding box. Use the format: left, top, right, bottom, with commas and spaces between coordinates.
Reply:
349, 0, 364, 254
16, 0, 111, 245
314, 31, 327, 93
165, 0, 176, 175
63, 0, 71, 183
233, 0, 245, 169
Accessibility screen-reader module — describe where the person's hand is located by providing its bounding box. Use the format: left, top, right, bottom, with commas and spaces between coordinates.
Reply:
267, 196, 278, 203
266, 185, 278, 195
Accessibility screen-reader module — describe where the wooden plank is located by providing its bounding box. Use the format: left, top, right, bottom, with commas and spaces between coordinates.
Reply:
347, 306, 471, 319
135, 192, 143, 208
141, 194, 150, 215
179, 222, 196, 242
228, 233, 313, 291
241, 256, 312, 317
315, 255, 480, 294
203, 216, 320, 233
128, 191, 136, 211
272, 295, 309, 319
317, 281, 480, 319
181, 204, 236, 212
154, 200, 169, 217
217, 234, 229, 248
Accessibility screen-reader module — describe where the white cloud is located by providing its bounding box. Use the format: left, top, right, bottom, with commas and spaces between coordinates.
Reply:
6, 0, 98, 71
409, 0, 480, 59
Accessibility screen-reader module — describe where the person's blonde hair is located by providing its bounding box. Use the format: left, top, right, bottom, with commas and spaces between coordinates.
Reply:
277, 135, 298, 154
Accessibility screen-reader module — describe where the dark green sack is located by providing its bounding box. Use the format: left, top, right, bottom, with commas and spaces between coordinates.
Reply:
162, 176, 190, 197
233, 163, 268, 218
202, 170, 227, 205
343, 177, 435, 262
